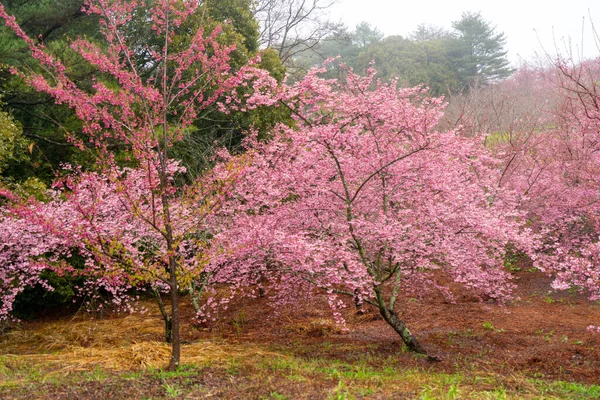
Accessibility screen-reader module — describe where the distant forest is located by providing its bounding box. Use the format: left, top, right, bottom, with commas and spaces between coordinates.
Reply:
289, 11, 513, 95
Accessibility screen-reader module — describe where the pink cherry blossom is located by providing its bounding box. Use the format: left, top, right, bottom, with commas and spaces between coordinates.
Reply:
212, 63, 535, 356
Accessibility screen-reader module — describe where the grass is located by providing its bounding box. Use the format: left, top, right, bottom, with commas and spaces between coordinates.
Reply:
2, 347, 600, 399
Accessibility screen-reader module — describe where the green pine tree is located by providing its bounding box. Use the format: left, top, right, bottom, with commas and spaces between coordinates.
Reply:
450, 11, 513, 88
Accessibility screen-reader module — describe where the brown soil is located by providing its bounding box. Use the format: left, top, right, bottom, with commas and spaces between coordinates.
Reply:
188, 270, 600, 384
1, 269, 600, 399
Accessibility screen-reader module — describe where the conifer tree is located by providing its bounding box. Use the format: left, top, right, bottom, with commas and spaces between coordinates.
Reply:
450, 11, 513, 87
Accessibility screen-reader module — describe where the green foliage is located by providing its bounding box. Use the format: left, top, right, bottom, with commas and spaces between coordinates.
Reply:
161, 1, 291, 178
288, 27, 359, 81
163, 382, 184, 398
0, 1, 98, 184
231, 311, 248, 333
84, 365, 109, 382
450, 12, 513, 88
292, 13, 512, 95
11, 250, 88, 319
503, 244, 529, 272
0, 109, 27, 174
538, 380, 600, 398
1, 0, 290, 185
482, 321, 495, 331
11, 271, 80, 320
9, 177, 47, 201
207, 0, 259, 53
268, 392, 288, 400
0, 108, 51, 199
259, 48, 286, 82
2, 344, 600, 399
353, 22, 383, 48
329, 379, 352, 400
355, 35, 460, 95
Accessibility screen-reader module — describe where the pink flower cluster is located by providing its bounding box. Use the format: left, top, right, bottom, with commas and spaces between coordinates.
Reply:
211, 63, 536, 320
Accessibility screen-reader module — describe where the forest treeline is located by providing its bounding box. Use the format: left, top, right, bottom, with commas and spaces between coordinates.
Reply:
291, 12, 513, 95
0, 0, 511, 193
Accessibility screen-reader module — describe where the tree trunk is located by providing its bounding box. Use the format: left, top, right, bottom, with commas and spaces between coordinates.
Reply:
168, 256, 181, 371
153, 289, 173, 344
373, 288, 441, 361
378, 306, 441, 361
378, 306, 426, 354
164, 315, 172, 343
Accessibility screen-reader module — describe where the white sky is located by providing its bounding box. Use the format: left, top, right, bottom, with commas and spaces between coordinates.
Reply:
328, 0, 600, 65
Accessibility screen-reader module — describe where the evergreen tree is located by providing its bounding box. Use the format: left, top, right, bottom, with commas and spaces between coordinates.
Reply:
352, 22, 383, 48
450, 11, 513, 88
355, 36, 460, 95
0, 0, 289, 182
410, 24, 453, 42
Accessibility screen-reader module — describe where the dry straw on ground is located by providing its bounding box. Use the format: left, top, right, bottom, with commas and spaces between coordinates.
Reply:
0, 308, 283, 374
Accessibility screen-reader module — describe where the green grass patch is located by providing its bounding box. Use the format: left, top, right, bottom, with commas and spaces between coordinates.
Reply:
2, 342, 600, 399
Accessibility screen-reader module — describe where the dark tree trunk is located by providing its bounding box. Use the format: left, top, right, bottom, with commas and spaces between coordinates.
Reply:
153, 289, 173, 344
372, 284, 441, 361
164, 315, 172, 343
379, 306, 426, 354
167, 256, 181, 371
378, 306, 441, 361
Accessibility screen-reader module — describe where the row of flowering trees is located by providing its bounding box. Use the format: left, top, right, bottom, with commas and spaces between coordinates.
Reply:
1, 0, 600, 369
444, 59, 600, 301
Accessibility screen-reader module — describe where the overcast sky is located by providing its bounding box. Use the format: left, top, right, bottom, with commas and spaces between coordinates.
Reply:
328, 0, 600, 65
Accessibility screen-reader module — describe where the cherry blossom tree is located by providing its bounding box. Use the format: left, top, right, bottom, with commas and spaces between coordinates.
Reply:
492, 58, 600, 301
0, 0, 276, 369
0, 202, 68, 321
213, 63, 535, 358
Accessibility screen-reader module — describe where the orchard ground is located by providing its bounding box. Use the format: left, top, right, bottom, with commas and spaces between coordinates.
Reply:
1, 269, 600, 399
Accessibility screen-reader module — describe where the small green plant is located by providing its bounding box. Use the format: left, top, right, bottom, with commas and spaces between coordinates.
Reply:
535, 329, 554, 342
269, 392, 288, 400
231, 311, 248, 334
503, 245, 523, 271
446, 384, 460, 398
533, 380, 600, 398
446, 330, 457, 344
356, 387, 375, 396
328, 380, 351, 400
568, 286, 580, 295
482, 321, 495, 331
420, 384, 461, 400
225, 358, 241, 375
163, 383, 183, 398
489, 386, 508, 399
85, 365, 108, 382
149, 364, 198, 379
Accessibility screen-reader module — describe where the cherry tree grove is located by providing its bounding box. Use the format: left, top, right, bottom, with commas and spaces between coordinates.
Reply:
0, 0, 276, 370
492, 58, 600, 301
442, 56, 600, 306
211, 63, 536, 358
3, 0, 600, 369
